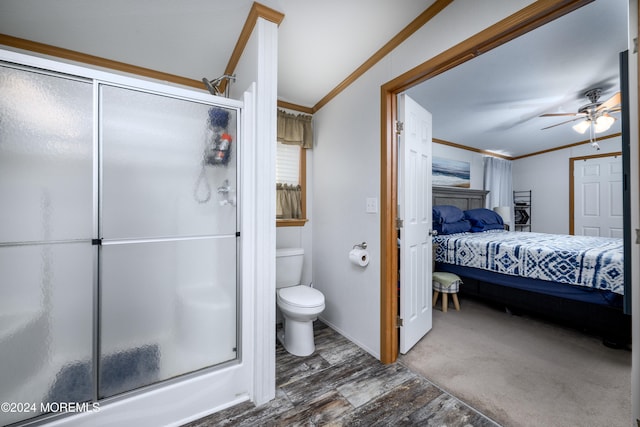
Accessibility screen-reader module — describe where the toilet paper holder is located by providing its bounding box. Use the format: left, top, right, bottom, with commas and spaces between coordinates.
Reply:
353, 242, 367, 250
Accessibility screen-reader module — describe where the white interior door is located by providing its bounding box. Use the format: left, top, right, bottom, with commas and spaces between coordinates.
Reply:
398, 93, 433, 354
573, 155, 623, 237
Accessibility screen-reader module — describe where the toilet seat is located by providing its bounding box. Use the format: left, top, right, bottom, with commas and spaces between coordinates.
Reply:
278, 285, 324, 308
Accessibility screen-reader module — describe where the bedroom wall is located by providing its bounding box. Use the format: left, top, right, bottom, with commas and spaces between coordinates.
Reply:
512, 137, 622, 234
433, 142, 484, 190
312, 0, 535, 358
433, 136, 623, 236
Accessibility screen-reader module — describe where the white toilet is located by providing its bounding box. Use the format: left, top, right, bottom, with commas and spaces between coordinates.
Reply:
275, 248, 325, 356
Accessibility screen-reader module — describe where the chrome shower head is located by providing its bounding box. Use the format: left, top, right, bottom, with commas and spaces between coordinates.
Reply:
202, 77, 218, 95
201, 74, 236, 96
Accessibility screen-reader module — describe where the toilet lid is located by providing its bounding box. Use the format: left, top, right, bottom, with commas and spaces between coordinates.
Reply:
278, 286, 324, 308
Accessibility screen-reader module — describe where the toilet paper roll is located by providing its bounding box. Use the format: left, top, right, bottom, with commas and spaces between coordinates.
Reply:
349, 248, 369, 267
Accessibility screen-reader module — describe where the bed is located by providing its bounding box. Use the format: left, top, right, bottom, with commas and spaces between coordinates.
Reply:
431, 186, 630, 346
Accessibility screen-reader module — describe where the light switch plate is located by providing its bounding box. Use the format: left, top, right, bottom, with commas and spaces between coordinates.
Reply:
366, 197, 378, 213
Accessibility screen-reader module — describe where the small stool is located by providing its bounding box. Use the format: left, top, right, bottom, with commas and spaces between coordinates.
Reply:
432, 272, 462, 312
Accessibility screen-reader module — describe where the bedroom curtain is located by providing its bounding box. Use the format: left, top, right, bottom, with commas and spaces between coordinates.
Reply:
483, 156, 513, 226
277, 109, 313, 148
276, 183, 302, 219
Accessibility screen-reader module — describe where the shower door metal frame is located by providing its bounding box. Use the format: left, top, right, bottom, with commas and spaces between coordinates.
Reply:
0, 49, 247, 426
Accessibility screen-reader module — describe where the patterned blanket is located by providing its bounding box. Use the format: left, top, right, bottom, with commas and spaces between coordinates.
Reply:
434, 231, 624, 295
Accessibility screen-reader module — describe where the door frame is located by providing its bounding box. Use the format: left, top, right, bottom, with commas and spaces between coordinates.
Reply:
379, 0, 594, 364
569, 151, 623, 235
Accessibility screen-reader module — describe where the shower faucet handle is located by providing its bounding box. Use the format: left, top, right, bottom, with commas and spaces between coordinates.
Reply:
217, 179, 230, 194
217, 179, 236, 206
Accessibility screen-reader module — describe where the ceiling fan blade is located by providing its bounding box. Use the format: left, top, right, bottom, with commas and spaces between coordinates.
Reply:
539, 112, 581, 117
597, 91, 621, 112
541, 117, 582, 130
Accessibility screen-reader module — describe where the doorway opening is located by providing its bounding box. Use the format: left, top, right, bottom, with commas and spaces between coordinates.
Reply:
380, 0, 603, 364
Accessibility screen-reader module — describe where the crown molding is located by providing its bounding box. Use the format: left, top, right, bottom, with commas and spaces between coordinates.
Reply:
223, 2, 285, 82
312, 0, 453, 112
0, 33, 204, 89
277, 100, 314, 114
0, 2, 285, 95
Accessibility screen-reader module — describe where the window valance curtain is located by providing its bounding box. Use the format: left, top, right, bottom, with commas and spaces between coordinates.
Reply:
277, 109, 313, 149
276, 183, 302, 219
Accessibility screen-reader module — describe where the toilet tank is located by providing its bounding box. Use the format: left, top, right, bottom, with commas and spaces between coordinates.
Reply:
275, 248, 304, 289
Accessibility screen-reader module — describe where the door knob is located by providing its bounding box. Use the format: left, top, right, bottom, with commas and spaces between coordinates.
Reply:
429, 229, 438, 237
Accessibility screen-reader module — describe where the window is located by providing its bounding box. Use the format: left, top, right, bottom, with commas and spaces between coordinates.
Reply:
275, 108, 312, 226
276, 142, 300, 184
276, 141, 307, 226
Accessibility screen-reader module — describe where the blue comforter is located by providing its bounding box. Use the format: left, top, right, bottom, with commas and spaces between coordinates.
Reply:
434, 231, 624, 295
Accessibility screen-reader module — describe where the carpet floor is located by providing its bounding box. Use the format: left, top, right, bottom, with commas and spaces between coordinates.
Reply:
399, 297, 631, 427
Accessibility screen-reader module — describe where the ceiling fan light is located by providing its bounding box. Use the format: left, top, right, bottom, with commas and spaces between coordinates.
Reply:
572, 120, 590, 134
594, 114, 615, 133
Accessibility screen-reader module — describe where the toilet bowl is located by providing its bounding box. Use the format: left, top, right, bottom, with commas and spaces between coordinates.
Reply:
276, 248, 325, 356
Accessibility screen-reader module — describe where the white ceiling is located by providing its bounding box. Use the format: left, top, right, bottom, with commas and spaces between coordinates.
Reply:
0, 0, 431, 108
0, 0, 629, 157
406, 0, 629, 157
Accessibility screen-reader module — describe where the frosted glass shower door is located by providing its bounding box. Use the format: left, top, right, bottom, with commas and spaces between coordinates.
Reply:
0, 65, 94, 426
99, 85, 238, 398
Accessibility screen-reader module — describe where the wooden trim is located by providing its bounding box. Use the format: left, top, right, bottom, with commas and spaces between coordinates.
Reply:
434, 133, 622, 162
313, 0, 453, 113
512, 133, 621, 160
300, 146, 307, 220
221, 2, 285, 93
385, 0, 593, 94
0, 33, 204, 90
1, 2, 284, 94
277, 100, 314, 114
569, 151, 622, 234
277, 219, 308, 227
380, 86, 398, 364
381, 0, 594, 364
433, 138, 514, 160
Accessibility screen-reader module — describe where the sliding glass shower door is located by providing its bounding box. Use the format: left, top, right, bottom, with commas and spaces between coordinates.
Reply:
99, 85, 239, 398
0, 61, 240, 426
0, 65, 95, 426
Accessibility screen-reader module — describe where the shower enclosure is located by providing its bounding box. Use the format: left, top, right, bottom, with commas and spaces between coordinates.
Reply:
0, 61, 240, 426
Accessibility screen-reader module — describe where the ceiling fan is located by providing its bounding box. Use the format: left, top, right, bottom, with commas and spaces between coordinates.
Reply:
539, 88, 621, 133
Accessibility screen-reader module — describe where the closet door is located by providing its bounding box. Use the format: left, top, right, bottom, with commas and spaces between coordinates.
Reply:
573, 155, 623, 237
98, 85, 238, 398
0, 65, 94, 426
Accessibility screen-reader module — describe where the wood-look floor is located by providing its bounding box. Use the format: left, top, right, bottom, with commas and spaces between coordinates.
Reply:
183, 322, 500, 426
